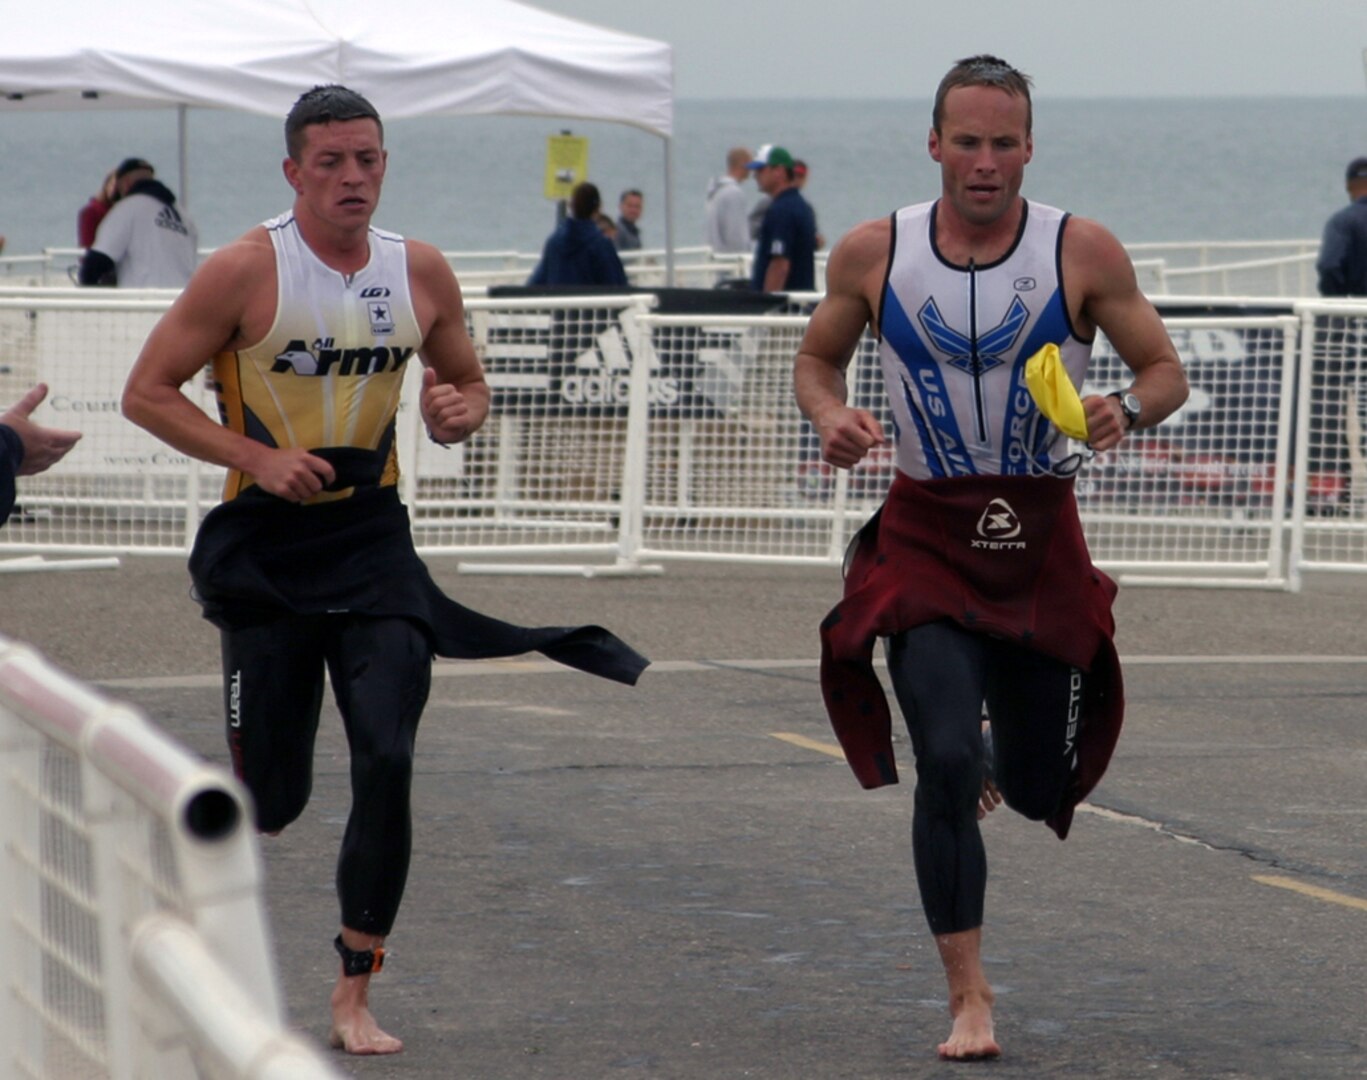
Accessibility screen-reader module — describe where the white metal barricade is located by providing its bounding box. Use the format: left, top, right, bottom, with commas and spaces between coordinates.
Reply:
0, 635, 340, 1080
628, 312, 1302, 589
0, 291, 217, 557
627, 312, 879, 566
1287, 301, 1367, 588
6, 285, 1367, 590
415, 294, 661, 575
1078, 316, 1300, 589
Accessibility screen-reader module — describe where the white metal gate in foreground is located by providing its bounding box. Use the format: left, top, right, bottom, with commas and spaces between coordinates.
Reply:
0, 635, 341, 1079
3, 290, 1367, 591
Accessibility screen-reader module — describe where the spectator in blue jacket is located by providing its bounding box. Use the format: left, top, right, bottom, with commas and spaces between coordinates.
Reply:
528, 183, 629, 288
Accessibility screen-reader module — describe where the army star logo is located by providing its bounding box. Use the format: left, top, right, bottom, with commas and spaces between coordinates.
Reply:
367, 300, 395, 336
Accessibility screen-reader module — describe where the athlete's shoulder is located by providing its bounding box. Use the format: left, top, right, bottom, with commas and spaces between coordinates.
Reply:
1060, 214, 1133, 278
829, 214, 891, 267
403, 238, 457, 282
817, 217, 892, 307
191, 227, 273, 282
402, 236, 444, 263
175, 228, 276, 328
832, 216, 893, 267
403, 238, 463, 316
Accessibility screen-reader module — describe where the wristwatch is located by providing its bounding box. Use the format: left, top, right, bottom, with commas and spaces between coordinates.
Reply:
1107, 390, 1141, 429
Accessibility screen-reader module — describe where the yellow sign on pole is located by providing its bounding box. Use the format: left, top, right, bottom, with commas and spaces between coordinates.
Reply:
544, 133, 590, 200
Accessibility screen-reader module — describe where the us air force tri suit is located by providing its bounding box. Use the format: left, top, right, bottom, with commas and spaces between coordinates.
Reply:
819, 200, 1123, 936
190, 212, 647, 936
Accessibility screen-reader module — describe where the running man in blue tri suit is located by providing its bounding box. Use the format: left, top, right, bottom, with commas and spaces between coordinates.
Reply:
794, 56, 1188, 1060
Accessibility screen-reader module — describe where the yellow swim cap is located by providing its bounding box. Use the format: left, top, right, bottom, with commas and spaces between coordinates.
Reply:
1024, 343, 1089, 441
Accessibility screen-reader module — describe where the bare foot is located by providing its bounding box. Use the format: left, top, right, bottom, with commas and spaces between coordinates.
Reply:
938, 988, 1001, 1060
329, 988, 403, 1055
329, 945, 402, 1057
933, 928, 1001, 1061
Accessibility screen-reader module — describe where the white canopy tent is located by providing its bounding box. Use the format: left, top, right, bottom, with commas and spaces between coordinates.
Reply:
0, 0, 677, 273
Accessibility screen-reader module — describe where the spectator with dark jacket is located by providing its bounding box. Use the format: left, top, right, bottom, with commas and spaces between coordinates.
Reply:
527, 183, 629, 287
1, 384, 81, 527
1317, 157, 1367, 297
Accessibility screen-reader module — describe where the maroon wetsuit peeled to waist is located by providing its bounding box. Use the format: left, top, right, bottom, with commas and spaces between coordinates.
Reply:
819, 471, 1123, 840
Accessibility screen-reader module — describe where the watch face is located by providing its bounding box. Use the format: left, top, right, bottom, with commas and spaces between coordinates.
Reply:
1121, 393, 1141, 423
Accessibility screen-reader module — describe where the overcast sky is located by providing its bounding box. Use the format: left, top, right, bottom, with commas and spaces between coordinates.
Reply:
533, 0, 1367, 100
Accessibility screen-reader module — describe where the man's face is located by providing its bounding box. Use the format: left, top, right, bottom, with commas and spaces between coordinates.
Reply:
284, 118, 388, 229
928, 85, 1032, 228
753, 164, 784, 196
619, 193, 643, 223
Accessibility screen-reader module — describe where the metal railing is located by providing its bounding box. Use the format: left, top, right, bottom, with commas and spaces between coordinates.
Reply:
0, 635, 341, 1079
4, 286, 1366, 590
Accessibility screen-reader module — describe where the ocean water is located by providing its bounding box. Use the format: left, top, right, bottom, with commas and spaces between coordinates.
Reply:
2, 96, 1365, 258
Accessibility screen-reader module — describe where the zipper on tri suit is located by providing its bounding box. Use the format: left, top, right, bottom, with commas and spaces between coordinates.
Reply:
967, 259, 990, 445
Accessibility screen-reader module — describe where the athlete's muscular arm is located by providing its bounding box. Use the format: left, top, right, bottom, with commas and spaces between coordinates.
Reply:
121, 233, 338, 500
407, 240, 490, 446
793, 219, 888, 469
1065, 217, 1189, 453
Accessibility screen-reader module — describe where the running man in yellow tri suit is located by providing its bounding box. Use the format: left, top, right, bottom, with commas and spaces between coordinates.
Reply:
123, 85, 646, 1056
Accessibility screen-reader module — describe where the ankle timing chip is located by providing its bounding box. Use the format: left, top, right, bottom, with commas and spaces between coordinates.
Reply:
334, 934, 386, 976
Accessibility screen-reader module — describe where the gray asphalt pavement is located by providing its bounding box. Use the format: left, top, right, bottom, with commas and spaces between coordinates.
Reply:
4, 556, 1366, 1079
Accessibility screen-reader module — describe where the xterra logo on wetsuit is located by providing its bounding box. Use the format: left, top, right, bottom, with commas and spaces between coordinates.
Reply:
971, 497, 1026, 551
271, 338, 415, 376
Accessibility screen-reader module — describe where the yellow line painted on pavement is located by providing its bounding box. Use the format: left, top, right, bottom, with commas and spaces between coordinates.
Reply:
1252, 875, 1367, 913
771, 732, 846, 759
774, 739, 1367, 917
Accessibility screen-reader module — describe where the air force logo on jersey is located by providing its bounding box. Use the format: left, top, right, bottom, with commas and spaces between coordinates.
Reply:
272, 336, 414, 376
971, 497, 1026, 551
918, 294, 1030, 376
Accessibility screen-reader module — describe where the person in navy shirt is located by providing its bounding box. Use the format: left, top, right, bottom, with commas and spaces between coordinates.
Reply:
748, 144, 816, 292
1317, 156, 1367, 297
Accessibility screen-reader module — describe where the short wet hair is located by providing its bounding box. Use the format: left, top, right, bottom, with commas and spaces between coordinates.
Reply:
932, 55, 1034, 135
285, 85, 384, 160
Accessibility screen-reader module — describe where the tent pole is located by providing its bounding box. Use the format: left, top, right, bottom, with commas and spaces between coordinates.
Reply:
177, 104, 190, 210
663, 135, 675, 286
